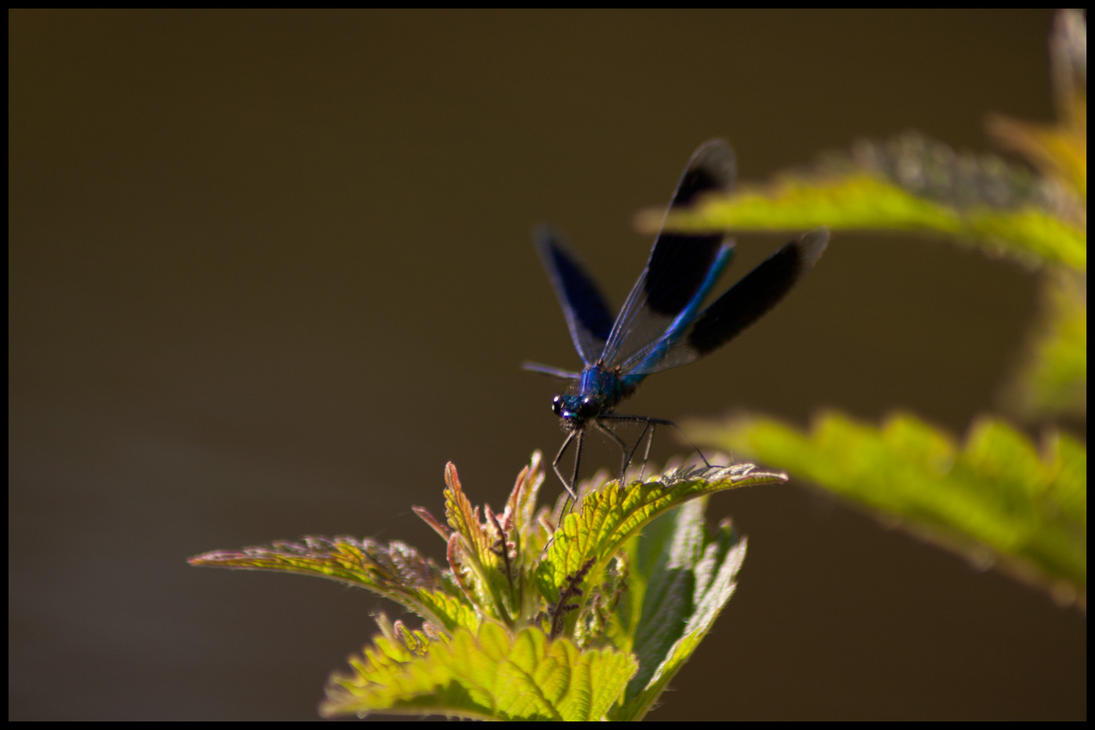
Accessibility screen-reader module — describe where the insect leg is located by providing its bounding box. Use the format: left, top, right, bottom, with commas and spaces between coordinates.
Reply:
599, 414, 653, 484
592, 419, 630, 488
564, 429, 585, 515
637, 419, 656, 482
653, 417, 713, 469
552, 431, 579, 505
600, 414, 714, 478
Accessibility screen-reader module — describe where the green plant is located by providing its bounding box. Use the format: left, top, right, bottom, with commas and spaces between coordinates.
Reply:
645, 9, 1086, 607
190, 11, 1084, 719
190, 456, 785, 719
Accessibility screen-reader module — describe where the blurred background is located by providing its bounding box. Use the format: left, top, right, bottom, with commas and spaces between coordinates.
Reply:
10, 9, 1085, 721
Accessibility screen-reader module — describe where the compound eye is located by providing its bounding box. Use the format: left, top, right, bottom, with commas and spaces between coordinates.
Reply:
581, 396, 594, 407
551, 396, 564, 415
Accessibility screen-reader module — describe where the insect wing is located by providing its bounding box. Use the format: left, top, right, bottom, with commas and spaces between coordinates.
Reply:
520, 361, 581, 380
621, 229, 830, 375
533, 225, 615, 366
600, 139, 736, 368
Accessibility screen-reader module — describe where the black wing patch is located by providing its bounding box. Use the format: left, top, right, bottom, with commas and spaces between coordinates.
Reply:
643, 139, 737, 317
688, 229, 829, 356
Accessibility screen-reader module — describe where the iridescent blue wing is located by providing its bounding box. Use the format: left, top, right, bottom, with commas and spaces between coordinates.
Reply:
620, 229, 829, 377
532, 225, 615, 366
600, 139, 737, 369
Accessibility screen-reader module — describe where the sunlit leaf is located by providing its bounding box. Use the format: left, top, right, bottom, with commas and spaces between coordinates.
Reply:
534, 461, 783, 613
321, 620, 637, 721
610, 499, 747, 721
638, 170, 1084, 271
1003, 260, 1086, 419
188, 536, 473, 631
693, 411, 1086, 606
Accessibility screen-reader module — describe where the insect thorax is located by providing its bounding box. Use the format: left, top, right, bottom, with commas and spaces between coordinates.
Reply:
551, 364, 635, 429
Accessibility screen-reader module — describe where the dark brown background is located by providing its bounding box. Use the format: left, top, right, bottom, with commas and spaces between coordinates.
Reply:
10, 9, 1085, 721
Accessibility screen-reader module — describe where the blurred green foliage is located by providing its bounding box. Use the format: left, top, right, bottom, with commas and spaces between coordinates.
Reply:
671, 10, 1085, 607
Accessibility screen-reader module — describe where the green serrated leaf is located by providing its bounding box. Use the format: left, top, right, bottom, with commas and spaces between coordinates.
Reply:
442, 462, 489, 561
534, 463, 783, 613
612, 512, 747, 721
640, 172, 1085, 271
187, 536, 475, 630
438, 461, 525, 624
610, 502, 681, 653
625, 499, 707, 697
415, 589, 482, 634
321, 621, 638, 721
694, 411, 1086, 605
